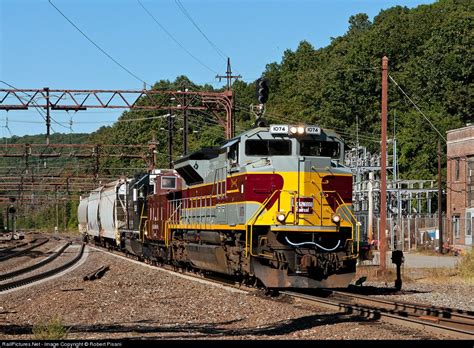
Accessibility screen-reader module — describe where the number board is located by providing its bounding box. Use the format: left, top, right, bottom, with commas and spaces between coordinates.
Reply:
305, 126, 321, 135
270, 125, 289, 134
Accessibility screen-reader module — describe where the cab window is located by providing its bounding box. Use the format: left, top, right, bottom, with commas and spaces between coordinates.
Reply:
245, 140, 292, 156
228, 142, 238, 164
300, 140, 340, 158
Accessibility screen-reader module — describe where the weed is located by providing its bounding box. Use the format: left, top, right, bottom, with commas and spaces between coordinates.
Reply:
456, 250, 474, 282
32, 316, 68, 340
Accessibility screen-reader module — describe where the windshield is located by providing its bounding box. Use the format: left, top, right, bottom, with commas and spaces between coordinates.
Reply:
300, 140, 340, 158
245, 140, 292, 156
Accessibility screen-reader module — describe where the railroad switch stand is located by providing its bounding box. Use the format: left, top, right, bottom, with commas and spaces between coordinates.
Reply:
391, 250, 404, 291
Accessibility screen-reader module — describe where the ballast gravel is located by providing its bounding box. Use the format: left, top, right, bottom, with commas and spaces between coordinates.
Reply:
0, 243, 469, 340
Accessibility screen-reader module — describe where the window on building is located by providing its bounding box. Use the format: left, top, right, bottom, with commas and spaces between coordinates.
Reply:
455, 158, 460, 181
466, 212, 472, 236
245, 140, 292, 156
468, 158, 474, 207
453, 215, 460, 238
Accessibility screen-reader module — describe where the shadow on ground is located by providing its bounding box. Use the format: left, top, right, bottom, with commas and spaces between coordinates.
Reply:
0, 313, 377, 339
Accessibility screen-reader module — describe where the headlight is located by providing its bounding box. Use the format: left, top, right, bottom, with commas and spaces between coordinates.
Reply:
297, 126, 305, 135
276, 212, 286, 223
289, 126, 297, 134
331, 214, 341, 223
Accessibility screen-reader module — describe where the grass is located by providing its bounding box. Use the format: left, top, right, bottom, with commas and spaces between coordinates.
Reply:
32, 317, 69, 340
456, 250, 474, 282
355, 265, 413, 283
355, 250, 474, 284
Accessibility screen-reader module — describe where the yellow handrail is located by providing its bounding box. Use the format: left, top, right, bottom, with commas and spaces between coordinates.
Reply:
164, 201, 182, 247
332, 191, 360, 258
245, 190, 280, 257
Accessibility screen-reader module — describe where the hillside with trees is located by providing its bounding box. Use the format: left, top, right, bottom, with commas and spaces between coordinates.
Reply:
88, 0, 471, 179
5, 0, 473, 181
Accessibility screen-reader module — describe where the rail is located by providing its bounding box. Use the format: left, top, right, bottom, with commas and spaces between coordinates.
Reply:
0, 238, 49, 262
0, 243, 85, 292
283, 291, 474, 339
0, 242, 71, 281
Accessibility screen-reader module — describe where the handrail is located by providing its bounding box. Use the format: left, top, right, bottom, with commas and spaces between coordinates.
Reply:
164, 201, 182, 247
138, 201, 146, 242
245, 189, 280, 257
332, 191, 360, 258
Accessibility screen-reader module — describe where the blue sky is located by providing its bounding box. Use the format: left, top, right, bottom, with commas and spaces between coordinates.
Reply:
0, 0, 434, 137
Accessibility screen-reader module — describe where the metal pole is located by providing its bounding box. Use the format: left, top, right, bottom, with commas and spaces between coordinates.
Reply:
55, 186, 58, 235
44, 87, 51, 145
380, 56, 388, 271
183, 88, 188, 156
168, 110, 173, 169
368, 171, 374, 241
151, 133, 157, 171
438, 141, 444, 253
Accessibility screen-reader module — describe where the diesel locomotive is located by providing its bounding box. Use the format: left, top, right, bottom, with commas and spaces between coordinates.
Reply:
78, 124, 360, 289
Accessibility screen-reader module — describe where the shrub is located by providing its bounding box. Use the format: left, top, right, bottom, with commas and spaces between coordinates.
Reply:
457, 250, 474, 281
32, 317, 68, 340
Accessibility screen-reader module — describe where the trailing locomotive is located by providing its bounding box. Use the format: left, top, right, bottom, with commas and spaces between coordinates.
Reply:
79, 124, 360, 289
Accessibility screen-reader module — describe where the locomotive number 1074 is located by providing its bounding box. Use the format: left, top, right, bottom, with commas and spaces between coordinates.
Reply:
270, 125, 289, 134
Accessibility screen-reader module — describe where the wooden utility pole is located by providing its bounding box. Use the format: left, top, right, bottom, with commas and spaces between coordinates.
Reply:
438, 141, 444, 254
380, 56, 389, 271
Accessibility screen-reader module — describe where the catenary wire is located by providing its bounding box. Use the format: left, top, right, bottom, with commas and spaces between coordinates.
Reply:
48, 0, 151, 88
137, 0, 218, 75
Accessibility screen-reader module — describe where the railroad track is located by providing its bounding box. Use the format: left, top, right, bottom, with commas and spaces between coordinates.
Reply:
0, 241, 29, 254
282, 290, 474, 339
89, 243, 473, 339
0, 243, 85, 292
0, 238, 49, 262
0, 242, 71, 281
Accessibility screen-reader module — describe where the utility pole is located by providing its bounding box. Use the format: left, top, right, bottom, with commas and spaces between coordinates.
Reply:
216, 58, 241, 91
368, 172, 374, 242
380, 56, 388, 271
168, 109, 173, 169
150, 133, 157, 171
44, 87, 51, 145
55, 185, 58, 235
438, 140, 444, 254
182, 86, 188, 156
216, 58, 240, 139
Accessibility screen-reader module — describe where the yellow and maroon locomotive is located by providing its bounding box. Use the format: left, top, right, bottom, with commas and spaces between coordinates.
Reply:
79, 124, 360, 289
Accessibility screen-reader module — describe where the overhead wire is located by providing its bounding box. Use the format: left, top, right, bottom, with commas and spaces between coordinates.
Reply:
389, 74, 447, 143
48, 0, 151, 88
136, 0, 219, 75
174, 0, 228, 61
234, 102, 381, 143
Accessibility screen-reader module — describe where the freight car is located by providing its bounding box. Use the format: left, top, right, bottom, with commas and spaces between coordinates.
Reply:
79, 124, 361, 289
